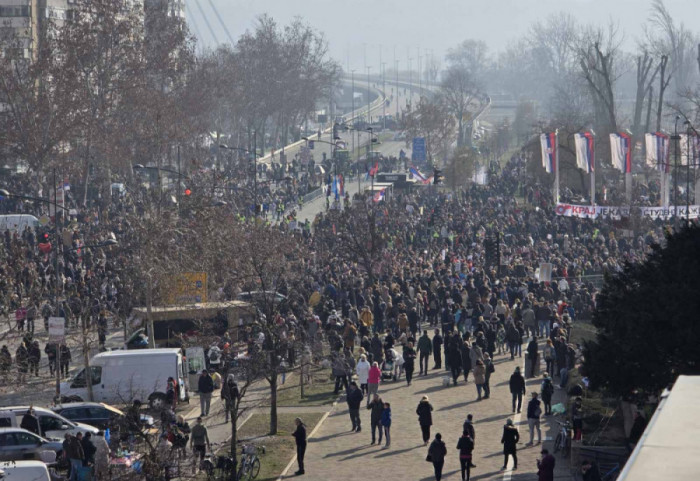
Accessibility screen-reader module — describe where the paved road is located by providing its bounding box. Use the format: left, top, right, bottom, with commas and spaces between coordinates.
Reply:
279, 335, 575, 481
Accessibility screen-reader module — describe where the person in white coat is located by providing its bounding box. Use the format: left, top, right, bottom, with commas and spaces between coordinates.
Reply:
388, 347, 404, 380
356, 354, 371, 396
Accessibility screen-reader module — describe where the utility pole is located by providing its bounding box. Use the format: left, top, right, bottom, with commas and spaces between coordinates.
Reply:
395, 60, 400, 121
53, 169, 61, 401
367, 66, 372, 126
382, 62, 387, 130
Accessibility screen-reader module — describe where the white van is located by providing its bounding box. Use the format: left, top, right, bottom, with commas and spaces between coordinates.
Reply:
0, 215, 39, 233
60, 348, 189, 409
0, 407, 97, 440
0, 460, 51, 481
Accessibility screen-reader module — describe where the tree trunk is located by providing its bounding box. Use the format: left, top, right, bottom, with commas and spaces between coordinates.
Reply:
230, 400, 238, 465
656, 56, 670, 132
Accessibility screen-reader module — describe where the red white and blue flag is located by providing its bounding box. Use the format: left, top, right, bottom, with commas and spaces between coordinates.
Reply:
574, 131, 595, 173
409, 165, 432, 184
645, 132, 670, 172
373, 188, 386, 203
539, 132, 557, 174
609, 132, 632, 173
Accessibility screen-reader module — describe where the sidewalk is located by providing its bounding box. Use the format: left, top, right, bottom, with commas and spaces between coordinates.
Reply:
278, 335, 576, 481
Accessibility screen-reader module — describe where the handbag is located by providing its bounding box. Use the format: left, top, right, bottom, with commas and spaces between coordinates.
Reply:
426, 453, 433, 463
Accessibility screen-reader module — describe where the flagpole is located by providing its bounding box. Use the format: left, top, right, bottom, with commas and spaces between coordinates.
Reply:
625, 135, 632, 204
590, 131, 596, 206
554, 130, 560, 203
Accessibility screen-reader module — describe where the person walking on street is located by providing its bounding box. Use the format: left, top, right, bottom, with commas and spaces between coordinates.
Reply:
81, 432, 96, 466
417, 330, 432, 375
501, 418, 520, 470
28, 340, 41, 377
483, 353, 494, 399
60, 344, 71, 378
432, 328, 443, 369
356, 354, 370, 395
541, 373, 554, 415
292, 418, 307, 476
367, 362, 381, 407
537, 448, 556, 481
197, 370, 214, 417
346, 382, 364, 432
527, 335, 539, 378
403, 342, 416, 385
509, 367, 526, 413
380, 402, 391, 448
462, 414, 476, 468
367, 394, 384, 445
190, 417, 210, 466
93, 431, 110, 481
473, 360, 485, 400
456, 429, 475, 481
221, 375, 239, 423
428, 433, 447, 481
332, 352, 349, 394
572, 396, 584, 441
16, 341, 28, 383
45, 342, 57, 376
416, 395, 433, 445
543, 339, 556, 376
527, 392, 542, 445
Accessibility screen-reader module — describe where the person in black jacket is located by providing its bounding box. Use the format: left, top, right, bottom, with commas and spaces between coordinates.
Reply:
428, 433, 447, 481
292, 418, 307, 476
20, 407, 40, 436
432, 329, 443, 369
346, 382, 364, 432
460, 341, 472, 382
456, 430, 475, 481
447, 338, 462, 386
403, 342, 417, 386
501, 419, 520, 470
367, 394, 384, 445
198, 370, 214, 417
81, 432, 97, 466
416, 396, 433, 445
509, 367, 526, 413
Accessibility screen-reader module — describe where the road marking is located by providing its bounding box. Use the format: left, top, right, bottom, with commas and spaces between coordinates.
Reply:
276, 394, 341, 480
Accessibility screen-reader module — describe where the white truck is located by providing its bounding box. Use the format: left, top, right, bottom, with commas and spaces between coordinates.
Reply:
60, 349, 189, 409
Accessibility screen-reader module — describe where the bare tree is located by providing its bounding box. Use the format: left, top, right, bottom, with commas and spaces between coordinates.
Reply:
441, 65, 480, 147
633, 51, 661, 138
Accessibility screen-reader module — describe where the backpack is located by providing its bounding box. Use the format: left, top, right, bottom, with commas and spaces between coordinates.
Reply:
543, 379, 554, 397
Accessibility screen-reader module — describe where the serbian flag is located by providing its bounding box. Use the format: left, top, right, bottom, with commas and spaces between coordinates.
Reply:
369, 161, 379, 177
409, 165, 431, 184
645, 132, 670, 172
574, 131, 595, 173
539, 132, 557, 174
373, 188, 386, 203
610, 132, 632, 173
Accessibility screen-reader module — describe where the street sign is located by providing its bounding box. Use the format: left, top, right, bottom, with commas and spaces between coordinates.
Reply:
412, 137, 426, 161
48, 317, 65, 343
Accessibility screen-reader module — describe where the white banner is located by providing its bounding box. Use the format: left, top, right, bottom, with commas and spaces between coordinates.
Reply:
48, 317, 65, 343
555, 203, 700, 220
554, 203, 629, 220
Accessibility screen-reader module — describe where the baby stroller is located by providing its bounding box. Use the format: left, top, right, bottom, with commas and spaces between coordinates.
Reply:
381, 349, 397, 381
381, 359, 396, 381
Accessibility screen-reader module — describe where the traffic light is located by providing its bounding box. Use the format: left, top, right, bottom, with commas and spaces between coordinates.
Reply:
184, 189, 192, 196
433, 169, 443, 184
332, 123, 339, 139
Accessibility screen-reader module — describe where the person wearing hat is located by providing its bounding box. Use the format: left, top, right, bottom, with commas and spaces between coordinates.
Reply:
509, 367, 526, 413
537, 448, 556, 481
501, 418, 520, 470
416, 395, 434, 445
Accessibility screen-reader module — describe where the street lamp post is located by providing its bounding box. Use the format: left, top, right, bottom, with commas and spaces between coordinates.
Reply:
366, 66, 372, 127
672, 116, 682, 229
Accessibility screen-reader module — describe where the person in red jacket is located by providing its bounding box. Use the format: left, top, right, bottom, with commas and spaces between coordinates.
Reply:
537, 449, 555, 481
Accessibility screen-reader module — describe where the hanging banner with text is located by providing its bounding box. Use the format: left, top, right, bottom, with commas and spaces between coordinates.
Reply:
555, 203, 700, 220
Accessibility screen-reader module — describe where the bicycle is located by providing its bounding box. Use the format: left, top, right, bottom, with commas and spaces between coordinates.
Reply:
553, 419, 571, 457
237, 444, 265, 481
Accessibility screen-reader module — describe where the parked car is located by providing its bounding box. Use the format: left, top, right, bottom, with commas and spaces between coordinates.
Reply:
52, 402, 154, 431
0, 407, 98, 440
0, 428, 63, 464
0, 460, 53, 481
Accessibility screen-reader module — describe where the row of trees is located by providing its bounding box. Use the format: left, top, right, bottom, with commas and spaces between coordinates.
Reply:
0, 1, 339, 203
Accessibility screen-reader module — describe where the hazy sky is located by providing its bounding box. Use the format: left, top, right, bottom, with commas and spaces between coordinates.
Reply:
187, 0, 699, 70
